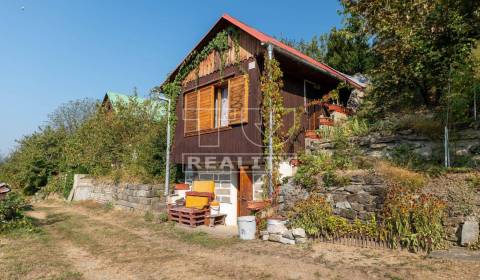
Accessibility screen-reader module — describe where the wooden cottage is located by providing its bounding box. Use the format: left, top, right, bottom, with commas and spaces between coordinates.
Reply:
161, 14, 365, 225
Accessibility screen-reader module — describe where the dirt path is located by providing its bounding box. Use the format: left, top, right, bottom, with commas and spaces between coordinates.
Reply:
2, 201, 480, 280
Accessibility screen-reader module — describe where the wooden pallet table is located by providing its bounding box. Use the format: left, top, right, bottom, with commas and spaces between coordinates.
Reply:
168, 206, 208, 227
205, 214, 227, 227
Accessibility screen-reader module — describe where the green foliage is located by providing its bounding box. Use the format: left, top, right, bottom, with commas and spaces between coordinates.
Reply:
48, 98, 97, 134
322, 170, 350, 189
144, 211, 154, 222
0, 127, 67, 194
293, 152, 352, 190
290, 195, 347, 238
261, 55, 285, 188
0, 97, 166, 196
0, 192, 35, 233
289, 195, 379, 239
344, 0, 480, 113
383, 185, 446, 252
317, 118, 370, 147
290, 188, 445, 252
153, 27, 242, 187
65, 97, 167, 181
293, 153, 330, 189
282, 3, 375, 75
157, 211, 169, 223
104, 202, 114, 211
389, 144, 443, 175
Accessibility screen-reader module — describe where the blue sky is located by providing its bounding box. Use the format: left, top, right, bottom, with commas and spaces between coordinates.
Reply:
0, 0, 343, 155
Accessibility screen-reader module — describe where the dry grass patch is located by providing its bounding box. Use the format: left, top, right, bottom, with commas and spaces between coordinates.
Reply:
375, 160, 426, 189
0, 231, 82, 280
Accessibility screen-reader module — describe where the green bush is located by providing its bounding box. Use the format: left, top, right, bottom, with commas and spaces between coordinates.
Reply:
289, 195, 349, 238
0, 96, 167, 196
0, 193, 34, 233
157, 212, 169, 223
389, 144, 445, 176
289, 195, 379, 239
289, 185, 446, 252
65, 97, 167, 182
383, 185, 446, 252
294, 152, 355, 190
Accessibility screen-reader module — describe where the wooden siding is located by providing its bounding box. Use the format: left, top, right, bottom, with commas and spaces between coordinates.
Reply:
173, 57, 263, 164
228, 74, 249, 125
277, 50, 340, 154
198, 85, 215, 131
183, 32, 261, 85
184, 91, 198, 133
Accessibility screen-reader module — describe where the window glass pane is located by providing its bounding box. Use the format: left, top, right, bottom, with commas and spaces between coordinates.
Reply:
214, 90, 219, 128
220, 87, 229, 127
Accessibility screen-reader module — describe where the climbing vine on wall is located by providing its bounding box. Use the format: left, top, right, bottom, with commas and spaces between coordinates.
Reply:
151, 27, 243, 183
260, 54, 285, 192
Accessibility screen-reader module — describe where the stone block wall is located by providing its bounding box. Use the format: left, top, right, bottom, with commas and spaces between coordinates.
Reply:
279, 171, 388, 222
71, 174, 166, 213
306, 128, 480, 162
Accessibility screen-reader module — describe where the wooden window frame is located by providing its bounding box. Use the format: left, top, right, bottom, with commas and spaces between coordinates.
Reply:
183, 74, 248, 137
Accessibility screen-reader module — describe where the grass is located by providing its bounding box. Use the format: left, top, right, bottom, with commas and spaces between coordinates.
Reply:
168, 225, 239, 249
0, 230, 82, 280
375, 161, 426, 189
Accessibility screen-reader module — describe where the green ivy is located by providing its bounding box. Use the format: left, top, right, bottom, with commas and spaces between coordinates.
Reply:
152, 28, 242, 186
260, 55, 286, 194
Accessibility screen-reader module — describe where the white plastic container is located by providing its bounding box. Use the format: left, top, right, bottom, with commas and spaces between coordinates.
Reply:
267, 219, 287, 234
210, 205, 220, 215
237, 216, 256, 240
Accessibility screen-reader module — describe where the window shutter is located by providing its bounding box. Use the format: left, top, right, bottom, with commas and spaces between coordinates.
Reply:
228, 74, 249, 125
184, 91, 198, 133
198, 85, 215, 131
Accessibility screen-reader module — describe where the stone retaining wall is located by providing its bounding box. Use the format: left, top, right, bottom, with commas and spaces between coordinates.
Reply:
71, 174, 166, 213
282, 128, 480, 245
279, 171, 388, 222
306, 128, 480, 162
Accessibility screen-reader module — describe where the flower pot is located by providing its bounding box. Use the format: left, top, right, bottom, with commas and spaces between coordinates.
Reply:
174, 183, 190, 191
289, 159, 300, 167
327, 104, 352, 115
305, 130, 320, 139
247, 200, 271, 211
318, 117, 334, 126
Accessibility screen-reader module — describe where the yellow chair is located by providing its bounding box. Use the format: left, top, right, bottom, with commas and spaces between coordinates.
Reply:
185, 196, 210, 209
192, 180, 215, 193
185, 180, 215, 209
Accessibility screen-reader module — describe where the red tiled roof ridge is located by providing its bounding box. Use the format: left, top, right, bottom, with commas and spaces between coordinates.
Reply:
221, 14, 364, 89
162, 14, 365, 90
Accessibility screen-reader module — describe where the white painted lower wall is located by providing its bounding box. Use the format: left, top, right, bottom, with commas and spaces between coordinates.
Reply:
220, 172, 238, 226
185, 169, 239, 226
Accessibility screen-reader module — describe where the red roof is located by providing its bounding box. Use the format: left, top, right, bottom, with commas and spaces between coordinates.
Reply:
163, 14, 365, 90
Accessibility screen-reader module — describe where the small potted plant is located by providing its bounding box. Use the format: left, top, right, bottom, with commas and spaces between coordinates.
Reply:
247, 199, 271, 211
174, 183, 190, 191
318, 116, 334, 126
305, 130, 320, 139
289, 158, 300, 167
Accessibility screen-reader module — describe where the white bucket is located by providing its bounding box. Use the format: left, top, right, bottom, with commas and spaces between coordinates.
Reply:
266, 219, 287, 234
210, 205, 220, 216
237, 216, 256, 240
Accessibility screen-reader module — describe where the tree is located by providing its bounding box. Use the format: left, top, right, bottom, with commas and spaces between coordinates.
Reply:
282, 3, 374, 75
322, 8, 375, 75
0, 127, 67, 194
343, 0, 480, 112
64, 97, 167, 180
48, 98, 98, 134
